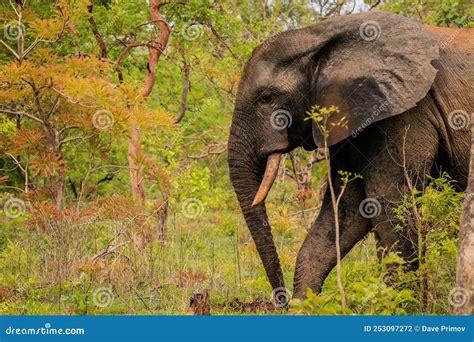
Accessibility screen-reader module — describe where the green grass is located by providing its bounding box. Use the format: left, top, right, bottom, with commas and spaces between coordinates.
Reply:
0, 174, 460, 315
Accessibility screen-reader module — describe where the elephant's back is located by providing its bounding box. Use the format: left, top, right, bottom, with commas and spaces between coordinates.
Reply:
427, 25, 473, 115
425, 26, 473, 53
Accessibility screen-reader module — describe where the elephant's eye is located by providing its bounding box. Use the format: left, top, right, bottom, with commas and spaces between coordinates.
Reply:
259, 93, 273, 104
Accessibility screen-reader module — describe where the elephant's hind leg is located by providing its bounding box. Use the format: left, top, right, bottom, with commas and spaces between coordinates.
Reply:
363, 109, 439, 268
293, 171, 372, 299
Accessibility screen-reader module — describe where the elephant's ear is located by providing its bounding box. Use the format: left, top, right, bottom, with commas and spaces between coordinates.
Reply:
264, 11, 439, 146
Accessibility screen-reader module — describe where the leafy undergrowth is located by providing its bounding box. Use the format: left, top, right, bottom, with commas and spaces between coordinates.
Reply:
0, 176, 461, 315
290, 175, 461, 315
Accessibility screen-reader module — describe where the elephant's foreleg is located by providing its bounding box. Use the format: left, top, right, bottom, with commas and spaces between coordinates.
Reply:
293, 177, 372, 299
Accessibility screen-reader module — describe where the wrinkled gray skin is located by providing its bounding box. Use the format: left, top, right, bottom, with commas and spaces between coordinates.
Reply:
227, 10, 473, 302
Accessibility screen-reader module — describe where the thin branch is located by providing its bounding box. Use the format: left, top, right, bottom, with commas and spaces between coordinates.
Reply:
58, 125, 79, 136
9, 0, 19, 16
51, 87, 100, 108
53, 0, 80, 52
174, 57, 191, 124
206, 22, 243, 63
0, 107, 44, 124
60, 134, 94, 147
22, 34, 65, 59
114, 42, 148, 65
87, 3, 107, 58
91, 241, 129, 262
187, 144, 226, 159
48, 95, 61, 118
369, 0, 381, 10
0, 40, 20, 60
7, 153, 26, 174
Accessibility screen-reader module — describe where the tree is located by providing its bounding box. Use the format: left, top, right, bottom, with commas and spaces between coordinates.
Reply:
126, 0, 170, 205
379, 0, 473, 27
0, 1, 170, 214
455, 113, 474, 315
84, 0, 170, 205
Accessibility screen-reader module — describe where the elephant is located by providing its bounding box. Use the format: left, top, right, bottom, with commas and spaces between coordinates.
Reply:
227, 10, 473, 305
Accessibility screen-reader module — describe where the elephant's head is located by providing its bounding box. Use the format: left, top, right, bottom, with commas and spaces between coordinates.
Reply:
227, 10, 439, 299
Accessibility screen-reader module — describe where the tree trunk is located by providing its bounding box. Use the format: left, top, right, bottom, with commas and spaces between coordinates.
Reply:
128, 126, 146, 205
127, 0, 170, 204
190, 290, 210, 315
454, 114, 474, 315
157, 192, 169, 240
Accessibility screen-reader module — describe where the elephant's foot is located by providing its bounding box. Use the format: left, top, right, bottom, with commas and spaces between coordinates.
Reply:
292, 272, 323, 299
292, 249, 326, 299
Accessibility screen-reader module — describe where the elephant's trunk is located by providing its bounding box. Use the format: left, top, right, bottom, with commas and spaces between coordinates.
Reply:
228, 120, 285, 296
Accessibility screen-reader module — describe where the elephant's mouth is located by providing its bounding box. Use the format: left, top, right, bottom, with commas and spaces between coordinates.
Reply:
250, 117, 315, 206
252, 130, 311, 206
251, 152, 282, 206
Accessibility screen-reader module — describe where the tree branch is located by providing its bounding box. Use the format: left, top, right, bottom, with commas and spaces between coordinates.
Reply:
0, 40, 20, 60
369, 0, 381, 11
141, 0, 171, 97
87, 3, 108, 58
174, 56, 191, 124
0, 107, 44, 124
187, 143, 226, 159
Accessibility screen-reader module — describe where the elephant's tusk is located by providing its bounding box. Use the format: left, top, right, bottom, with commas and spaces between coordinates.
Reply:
252, 153, 282, 206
